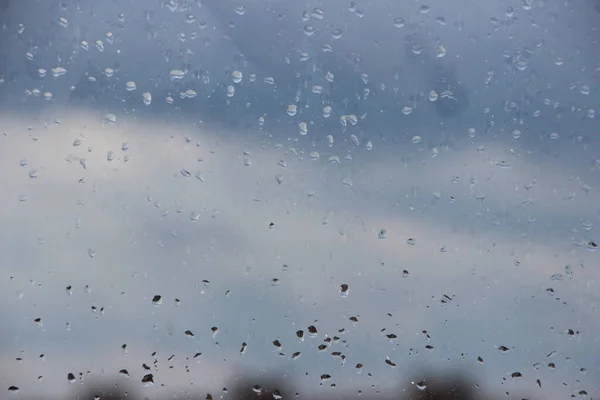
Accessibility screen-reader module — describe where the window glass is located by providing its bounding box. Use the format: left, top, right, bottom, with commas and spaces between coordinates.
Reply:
0, 1, 597, 399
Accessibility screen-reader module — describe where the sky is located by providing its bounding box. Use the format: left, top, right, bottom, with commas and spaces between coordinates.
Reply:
0, 0, 599, 399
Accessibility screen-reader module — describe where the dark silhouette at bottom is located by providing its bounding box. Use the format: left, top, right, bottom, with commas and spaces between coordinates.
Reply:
60, 370, 532, 400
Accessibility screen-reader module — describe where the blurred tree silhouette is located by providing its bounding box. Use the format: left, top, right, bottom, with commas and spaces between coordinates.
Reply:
51, 370, 533, 400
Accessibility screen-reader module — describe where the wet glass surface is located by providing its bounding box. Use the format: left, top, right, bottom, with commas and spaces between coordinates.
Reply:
0, 1, 598, 399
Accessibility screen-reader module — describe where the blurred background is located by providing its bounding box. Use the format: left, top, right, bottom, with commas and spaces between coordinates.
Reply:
0, 0, 598, 399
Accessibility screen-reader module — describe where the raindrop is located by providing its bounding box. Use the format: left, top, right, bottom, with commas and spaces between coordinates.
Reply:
436, 45, 446, 58
58, 16, 68, 27
105, 114, 116, 124
170, 69, 186, 80
303, 25, 315, 36
234, 5, 246, 15
340, 284, 349, 296
393, 17, 405, 27
406, 238, 416, 245
67, 373, 76, 384
141, 374, 154, 386
232, 70, 243, 83
143, 92, 152, 106
126, 81, 136, 91
286, 104, 298, 117
152, 295, 162, 305
378, 229, 387, 239
298, 122, 308, 136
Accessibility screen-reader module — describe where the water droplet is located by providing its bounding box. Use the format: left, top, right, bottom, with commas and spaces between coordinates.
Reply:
58, 17, 68, 28
152, 295, 163, 305
234, 5, 246, 15
95, 40, 104, 52
141, 374, 154, 387
580, 85, 590, 95
170, 69, 186, 80
332, 28, 343, 39
428, 90, 438, 101
232, 70, 243, 83
298, 122, 308, 136
406, 238, 416, 245
393, 17, 405, 27
402, 106, 413, 115
378, 229, 387, 239
67, 373, 76, 384
8, 386, 19, 393
287, 104, 297, 117
52, 67, 67, 77
126, 81, 136, 91
436, 45, 446, 58
340, 284, 349, 296
549, 132, 559, 140
142, 92, 152, 106
411, 135, 422, 144
309, 151, 320, 160
105, 114, 116, 124
516, 60, 528, 71
303, 25, 315, 36
29, 169, 39, 179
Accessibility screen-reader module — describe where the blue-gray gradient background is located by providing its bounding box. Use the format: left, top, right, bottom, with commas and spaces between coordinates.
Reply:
0, 0, 599, 398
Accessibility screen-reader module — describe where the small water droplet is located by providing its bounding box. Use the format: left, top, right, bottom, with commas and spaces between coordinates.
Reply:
152, 295, 163, 305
